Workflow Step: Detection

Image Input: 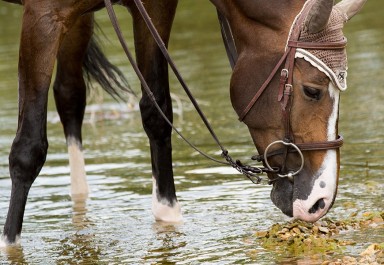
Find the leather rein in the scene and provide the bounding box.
[104,0,344,184]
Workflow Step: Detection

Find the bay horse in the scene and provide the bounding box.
[1,0,366,245]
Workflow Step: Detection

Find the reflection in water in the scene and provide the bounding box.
[56,194,100,264]
[71,194,90,230]
[1,245,27,265]
[143,222,187,264]
[57,233,101,265]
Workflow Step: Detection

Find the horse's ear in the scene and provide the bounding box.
[335,0,367,21]
[304,0,335,34]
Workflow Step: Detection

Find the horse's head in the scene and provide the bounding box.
[227,0,366,222]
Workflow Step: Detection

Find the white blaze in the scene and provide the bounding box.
[293,83,340,222]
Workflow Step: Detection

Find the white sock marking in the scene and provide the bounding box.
[67,138,88,196]
[0,235,20,247]
[152,177,182,223]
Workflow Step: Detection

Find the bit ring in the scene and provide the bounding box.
[264,140,304,179]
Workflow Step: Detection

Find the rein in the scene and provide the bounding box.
[103,0,277,184]
[103,0,344,184]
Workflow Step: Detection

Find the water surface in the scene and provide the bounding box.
[0,1,383,264]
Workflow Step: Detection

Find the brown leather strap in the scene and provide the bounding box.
[238,50,290,121]
[288,39,347,50]
[217,10,238,69]
[296,135,344,151]
[253,135,344,161]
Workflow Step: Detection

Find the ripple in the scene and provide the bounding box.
[0,0,383,264]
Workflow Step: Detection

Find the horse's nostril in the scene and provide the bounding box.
[308,198,326,214]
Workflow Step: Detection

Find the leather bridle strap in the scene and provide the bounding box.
[296,134,344,151]
[252,135,344,161]
[217,10,238,69]
[288,39,347,49]
[238,51,291,121]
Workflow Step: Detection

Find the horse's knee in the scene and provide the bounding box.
[9,137,48,185]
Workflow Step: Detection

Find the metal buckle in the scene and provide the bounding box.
[281,68,289,78]
[263,140,304,180]
[284,83,292,92]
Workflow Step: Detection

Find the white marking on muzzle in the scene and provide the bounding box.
[152,177,182,223]
[67,137,89,196]
[293,83,340,222]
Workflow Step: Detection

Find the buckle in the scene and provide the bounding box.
[281,69,289,78]
[284,84,293,94]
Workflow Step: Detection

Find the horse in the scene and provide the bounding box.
[0,0,366,245]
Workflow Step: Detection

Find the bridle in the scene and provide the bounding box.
[235,0,345,180]
[104,0,344,184]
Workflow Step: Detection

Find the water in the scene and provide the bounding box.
[0,1,383,264]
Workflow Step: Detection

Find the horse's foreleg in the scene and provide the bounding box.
[53,14,93,196]
[129,0,181,222]
[1,4,64,245]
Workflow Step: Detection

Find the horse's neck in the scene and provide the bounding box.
[235,0,305,27]
[221,0,305,56]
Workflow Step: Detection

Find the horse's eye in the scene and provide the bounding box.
[303,86,322,100]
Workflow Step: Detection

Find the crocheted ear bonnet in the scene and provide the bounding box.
[290,4,348,90]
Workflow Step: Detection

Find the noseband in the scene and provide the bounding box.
[238,1,345,180]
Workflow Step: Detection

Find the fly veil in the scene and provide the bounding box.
[292,1,349,91]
